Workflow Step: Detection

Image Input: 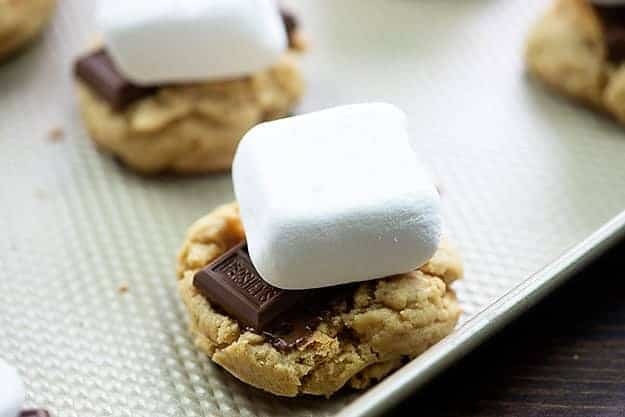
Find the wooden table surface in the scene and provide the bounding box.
[387,239,625,417]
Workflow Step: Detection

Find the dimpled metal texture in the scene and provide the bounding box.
[1,1,625,417]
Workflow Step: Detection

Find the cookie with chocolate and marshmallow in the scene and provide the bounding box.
[176,104,463,397]
[0,0,56,60]
[526,0,625,124]
[74,0,305,174]
[177,203,462,397]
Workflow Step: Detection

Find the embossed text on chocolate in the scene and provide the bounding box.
[193,241,307,329]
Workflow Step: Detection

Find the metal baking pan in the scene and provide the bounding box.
[1,1,624,417]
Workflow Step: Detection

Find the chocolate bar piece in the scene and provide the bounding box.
[20,410,50,417]
[280,9,298,47]
[74,50,157,110]
[594,5,625,62]
[193,241,308,330]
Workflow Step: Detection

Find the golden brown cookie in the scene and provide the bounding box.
[176,203,463,397]
[0,0,56,60]
[76,50,304,175]
[525,0,625,124]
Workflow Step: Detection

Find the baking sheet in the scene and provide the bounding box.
[1,1,625,417]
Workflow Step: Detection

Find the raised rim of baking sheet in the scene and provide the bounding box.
[338,210,625,417]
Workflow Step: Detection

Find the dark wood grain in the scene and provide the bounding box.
[388,239,625,417]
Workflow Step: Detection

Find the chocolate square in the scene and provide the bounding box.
[74,49,157,110]
[280,9,298,47]
[193,241,307,330]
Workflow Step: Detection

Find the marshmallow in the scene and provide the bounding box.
[233,103,442,290]
[0,359,25,417]
[97,0,288,85]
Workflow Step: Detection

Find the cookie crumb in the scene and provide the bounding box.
[117,283,129,294]
[48,127,64,142]
[34,189,48,200]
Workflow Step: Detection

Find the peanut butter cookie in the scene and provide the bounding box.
[76,50,304,174]
[176,203,463,397]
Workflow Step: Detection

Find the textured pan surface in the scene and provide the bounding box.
[1,1,624,416]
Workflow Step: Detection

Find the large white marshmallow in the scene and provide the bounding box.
[233,103,442,290]
[0,359,24,417]
[97,0,288,85]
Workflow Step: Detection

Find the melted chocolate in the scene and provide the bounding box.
[594,5,625,62]
[194,240,359,352]
[253,285,357,352]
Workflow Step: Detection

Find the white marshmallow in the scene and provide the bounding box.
[0,359,24,417]
[97,0,288,85]
[233,103,442,290]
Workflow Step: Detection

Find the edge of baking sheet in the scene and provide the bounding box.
[336,209,625,417]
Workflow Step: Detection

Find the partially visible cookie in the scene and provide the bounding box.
[0,0,56,60]
[525,0,625,124]
[176,203,463,397]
